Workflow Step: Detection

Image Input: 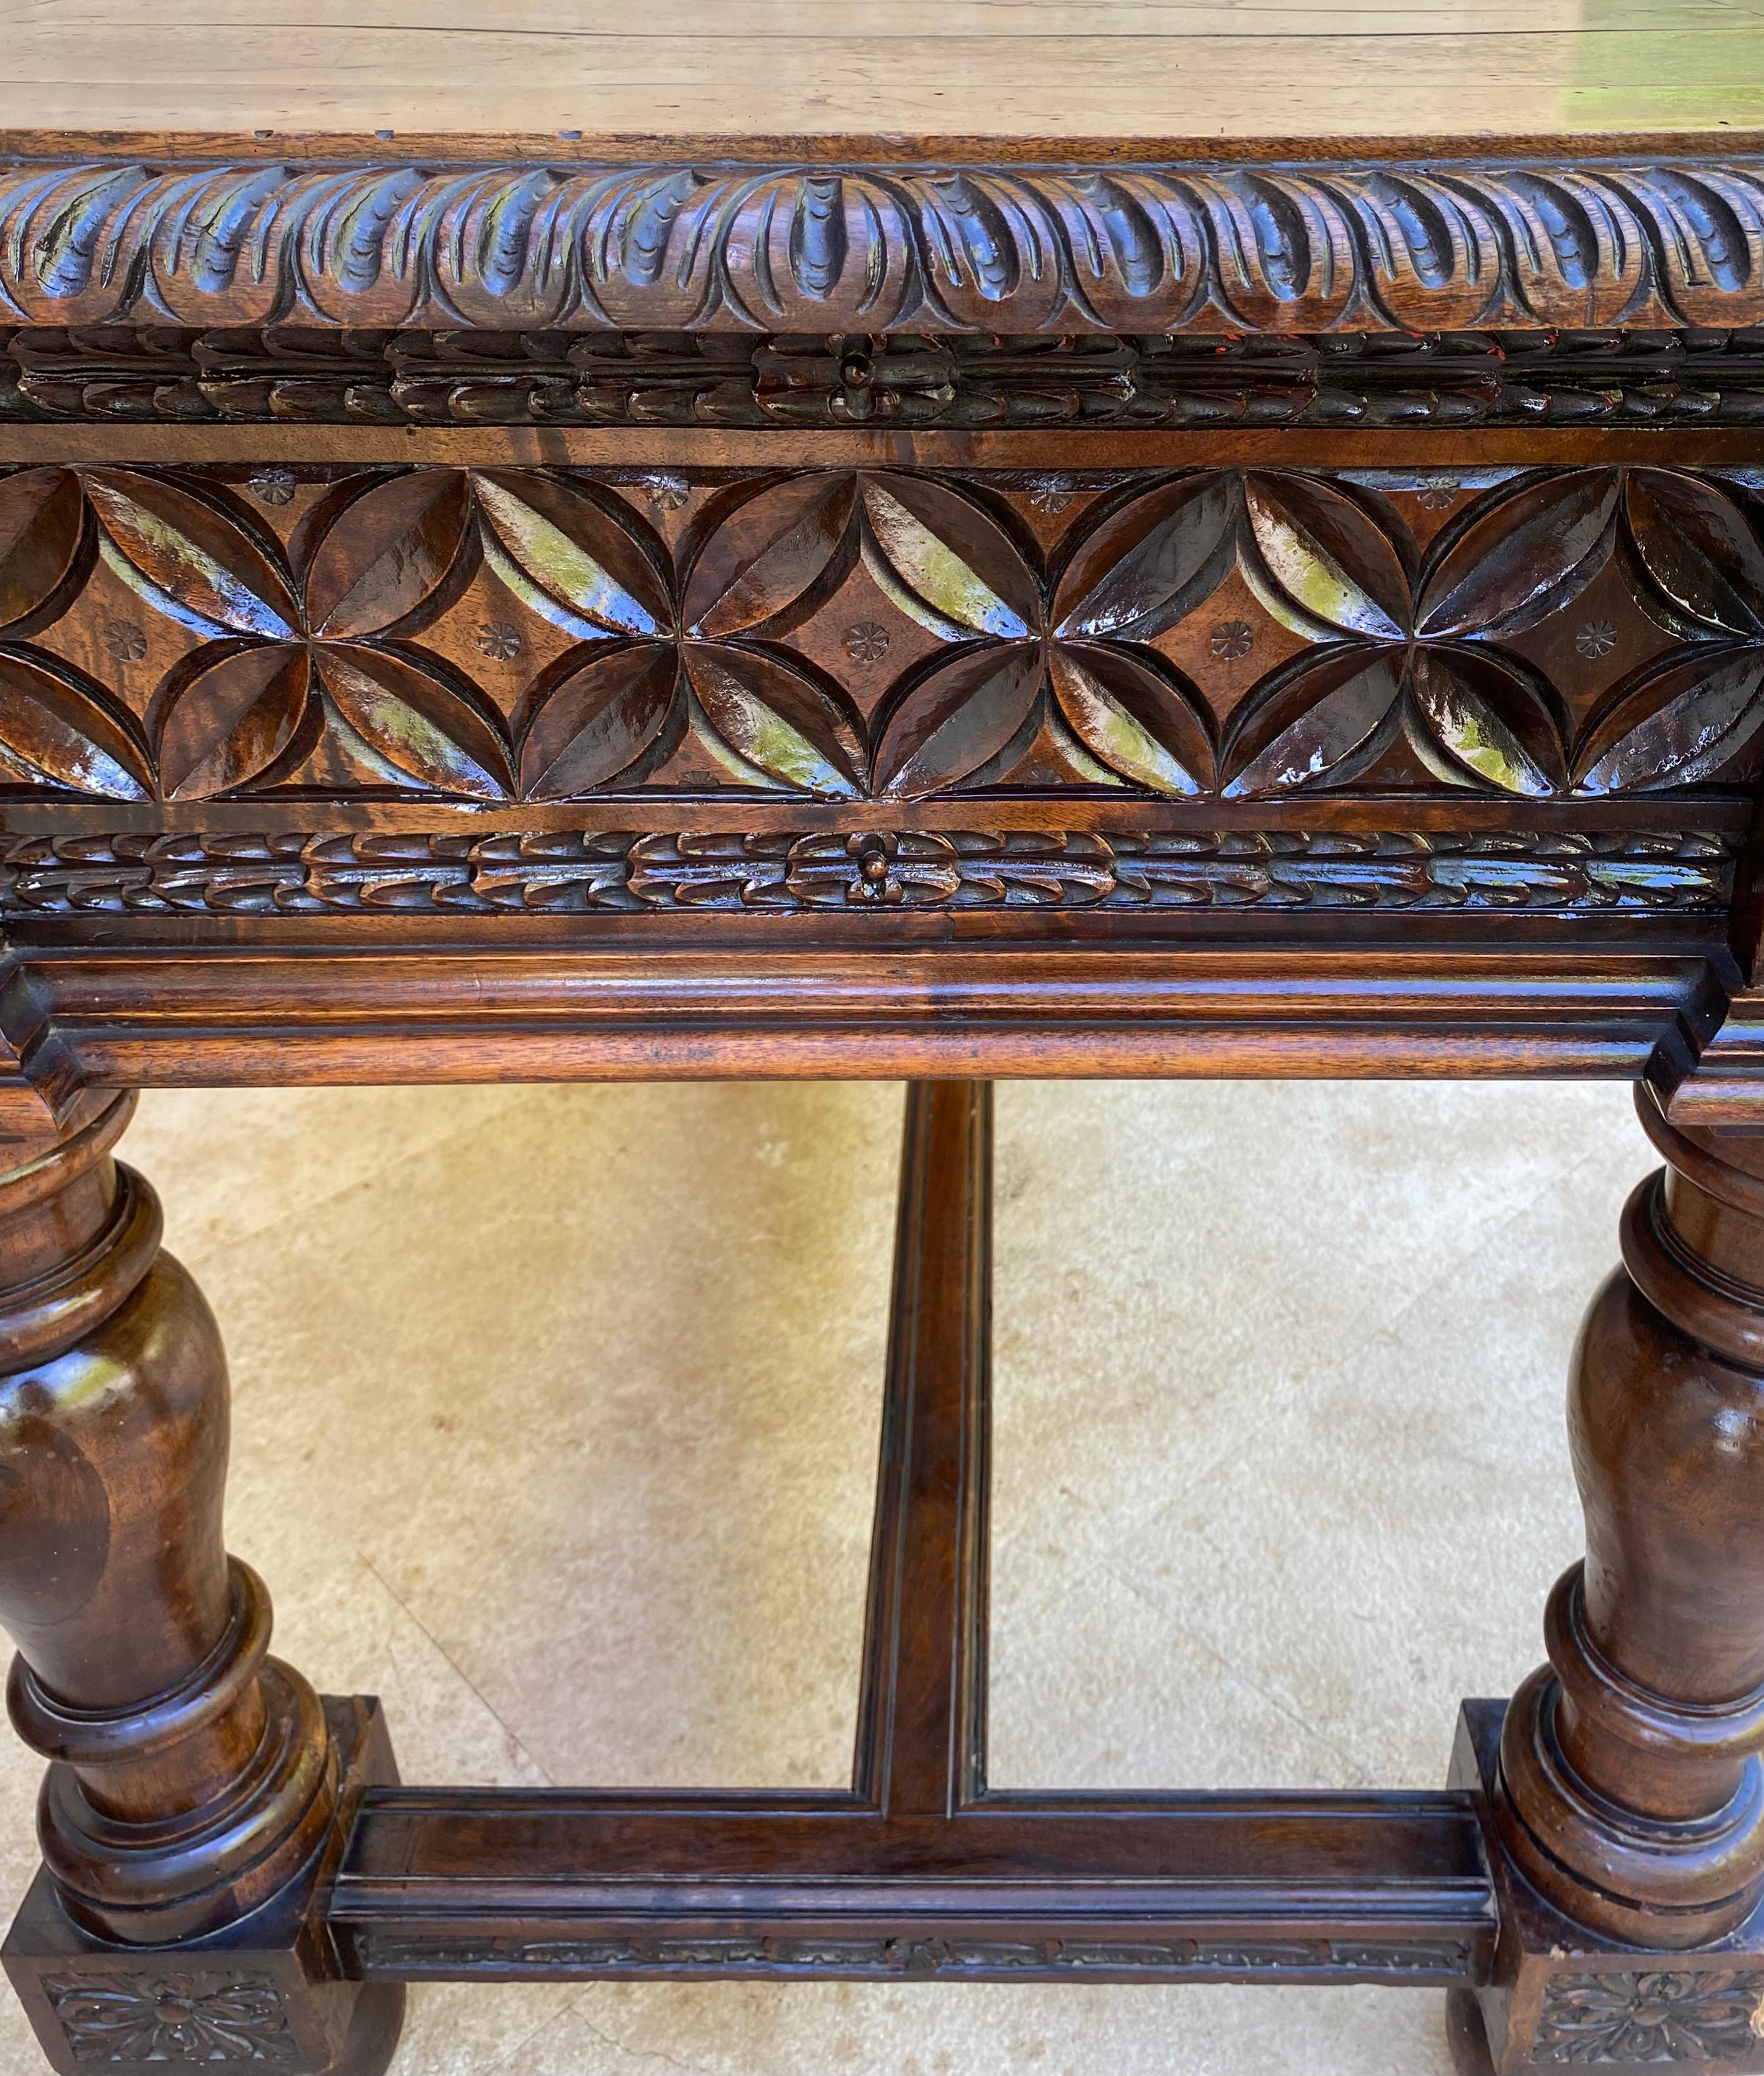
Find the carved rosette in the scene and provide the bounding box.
[1532,1970,1764,2066]
[44,1971,297,2064]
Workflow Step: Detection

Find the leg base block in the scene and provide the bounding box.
[1450,1699,1764,2074]
[1,1697,403,2076]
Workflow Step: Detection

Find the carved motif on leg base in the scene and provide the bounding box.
[1453,1703,1764,2075]
[1458,1079,1764,2067]
[4,1698,404,2076]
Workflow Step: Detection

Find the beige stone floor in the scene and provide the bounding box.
[0,1077,1655,2076]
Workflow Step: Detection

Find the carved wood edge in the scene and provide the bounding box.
[0,828,1737,920]
[0,959,81,1141]
[7,130,1761,172]
[0,940,1723,1095]
[2,157,1764,338]
[1661,991,1764,1124]
[5,460,1763,819]
[11,329,1764,431]
[342,1929,1479,1984]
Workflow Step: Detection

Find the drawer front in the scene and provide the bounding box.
[0,436,1754,935]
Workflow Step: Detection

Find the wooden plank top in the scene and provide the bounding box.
[0,0,1759,158]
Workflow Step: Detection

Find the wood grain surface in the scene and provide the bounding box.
[0,0,1757,152]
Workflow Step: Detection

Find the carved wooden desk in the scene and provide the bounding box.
[1,7,1763,2071]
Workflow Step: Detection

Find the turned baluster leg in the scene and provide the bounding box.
[0,1091,403,2076]
[1453,1083,1764,2073]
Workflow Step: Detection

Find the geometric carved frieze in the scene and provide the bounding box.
[1,159,1763,339]
[0,463,1762,820]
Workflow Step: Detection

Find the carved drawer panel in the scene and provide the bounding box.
[0,454,1755,926]
[0,458,1757,808]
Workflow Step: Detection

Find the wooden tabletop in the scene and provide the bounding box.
[0,5,1758,342]
[0,0,1758,158]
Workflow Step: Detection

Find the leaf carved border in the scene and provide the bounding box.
[349,1930,1474,1983]
[0,828,1734,918]
[10,330,1764,432]
[2,158,1764,336]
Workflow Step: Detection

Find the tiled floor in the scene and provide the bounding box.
[0,1079,1655,2075]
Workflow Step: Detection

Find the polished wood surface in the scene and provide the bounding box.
[1496,1087,1764,1950]
[0,1089,336,1944]
[7,1078,1764,2076]
[2,13,1763,2075]
[0,0,1758,150]
[0,1089,402,2073]
[0,434,1751,1108]
[0,455,1749,822]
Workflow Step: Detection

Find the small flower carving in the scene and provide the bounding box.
[1415,478,1459,512]
[779,830,963,908]
[846,833,899,903]
[476,620,523,662]
[842,620,891,664]
[1533,1969,1764,2065]
[23,455,1764,816]
[838,344,875,400]
[642,474,690,512]
[103,619,147,662]
[46,1970,299,2063]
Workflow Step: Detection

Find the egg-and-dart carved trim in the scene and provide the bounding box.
[2,159,1764,336]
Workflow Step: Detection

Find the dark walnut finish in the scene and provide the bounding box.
[0,1086,401,2073]
[3,456,1764,823]
[13,328,1764,434]
[1,29,1763,2071]
[4,156,1764,338]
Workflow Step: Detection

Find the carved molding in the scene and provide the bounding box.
[0,828,1733,917]
[1532,1970,1764,2066]
[1,159,1763,336]
[7,328,1764,430]
[2,462,1764,815]
[44,1971,297,2064]
[353,1929,1472,1980]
